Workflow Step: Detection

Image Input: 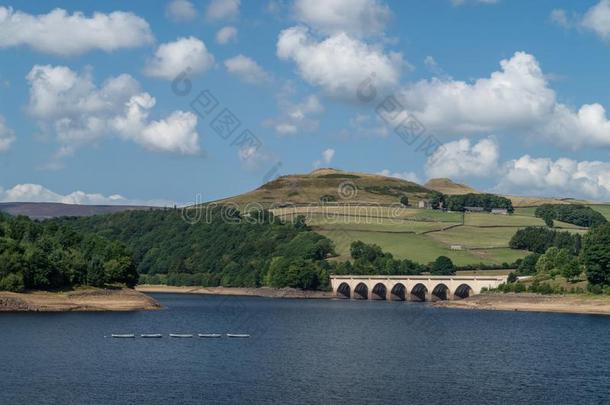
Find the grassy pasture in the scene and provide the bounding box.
[590,204,610,220]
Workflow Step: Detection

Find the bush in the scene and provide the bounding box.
[0,273,25,292]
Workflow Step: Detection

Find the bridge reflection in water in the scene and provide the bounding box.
[331,275,507,301]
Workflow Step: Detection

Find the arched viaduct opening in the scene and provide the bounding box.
[410,283,428,302]
[454,283,473,299]
[431,284,450,301]
[353,282,369,300]
[390,283,406,301]
[371,283,387,300]
[337,282,351,299]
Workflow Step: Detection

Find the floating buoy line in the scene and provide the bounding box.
[108,333,250,339]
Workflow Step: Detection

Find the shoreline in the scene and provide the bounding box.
[432,293,610,315]
[138,285,610,315]
[136,285,334,299]
[0,288,161,312]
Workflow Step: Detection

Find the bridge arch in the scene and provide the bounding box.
[336,282,351,299]
[371,283,387,300]
[454,283,473,299]
[353,282,369,300]
[431,283,450,301]
[410,283,428,302]
[390,283,406,301]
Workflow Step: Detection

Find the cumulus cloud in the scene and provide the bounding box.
[293,0,391,37]
[277,26,404,100]
[0,7,153,56]
[165,0,197,22]
[111,93,200,155]
[224,55,270,84]
[426,137,499,179]
[144,37,215,80]
[424,135,610,200]
[377,169,420,184]
[312,148,335,168]
[216,26,238,44]
[0,116,15,152]
[26,65,201,157]
[0,183,173,206]
[206,0,240,21]
[264,92,324,135]
[497,156,610,201]
[552,1,610,42]
[399,51,610,149]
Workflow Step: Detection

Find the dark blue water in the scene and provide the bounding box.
[1,294,609,404]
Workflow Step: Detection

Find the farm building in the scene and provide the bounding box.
[491,208,509,215]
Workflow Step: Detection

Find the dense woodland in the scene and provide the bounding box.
[534,204,607,227]
[0,213,137,292]
[430,192,514,213]
[509,227,582,254]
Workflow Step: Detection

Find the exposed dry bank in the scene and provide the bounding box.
[0,288,161,312]
[137,285,334,299]
[433,293,610,315]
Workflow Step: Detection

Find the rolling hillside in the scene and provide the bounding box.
[0,202,156,219]
[214,168,432,207]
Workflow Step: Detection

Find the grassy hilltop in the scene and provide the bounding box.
[215,168,597,267]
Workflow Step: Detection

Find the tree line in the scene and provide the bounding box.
[430,192,514,213]
[0,214,137,292]
[534,204,607,228]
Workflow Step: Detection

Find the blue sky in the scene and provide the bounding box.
[2,0,610,205]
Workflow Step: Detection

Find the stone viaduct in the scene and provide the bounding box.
[330,275,507,301]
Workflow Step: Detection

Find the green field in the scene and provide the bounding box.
[286,206,596,267]
[590,204,610,220]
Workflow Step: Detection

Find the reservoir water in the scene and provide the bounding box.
[1,293,609,404]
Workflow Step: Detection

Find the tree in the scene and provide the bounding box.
[430,256,455,275]
[581,223,610,287]
[543,213,554,228]
[399,195,409,207]
[560,257,581,283]
[87,257,106,287]
[507,272,517,283]
[516,253,539,275]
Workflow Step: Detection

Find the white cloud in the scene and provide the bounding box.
[277,26,405,100]
[497,156,610,201]
[0,116,15,152]
[377,169,420,184]
[550,9,570,28]
[166,0,197,22]
[425,137,500,179]
[552,1,610,42]
[26,65,201,157]
[111,94,200,155]
[224,55,270,84]
[313,148,336,168]
[399,51,610,149]
[0,7,153,56]
[216,26,238,44]
[582,0,610,41]
[144,37,215,80]
[206,0,240,21]
[0,183,174,206]
[293,0,391,37]
[264,92,324,135]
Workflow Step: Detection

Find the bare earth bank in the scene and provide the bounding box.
[433,293,610,315]
[0,288,161,312]
[137,285,334,299]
